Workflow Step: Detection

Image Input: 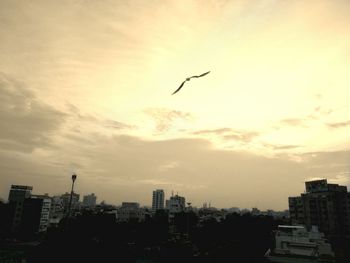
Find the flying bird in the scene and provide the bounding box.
[172,71,210,95]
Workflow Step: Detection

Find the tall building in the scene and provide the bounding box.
[21,195,52,234]
[83,193,97,207]
[61,192,80,214]
[152,189,165,211]
[289,179,350,236]
[166,194,186,214]
[8,185,32,202]
[49,196,64,226]
[7,185,33,231]
[7,186,52,235]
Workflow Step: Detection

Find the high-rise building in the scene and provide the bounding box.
[8,185,32,202]
[83,193,97,207]
[49,195,64,226]
[289,179,350,236]
[7,185,33,231]
[61,192,80,214]
[152,189,164,211]
[21,195,52,234]
[166,194,186,214]
[7,186,52,235]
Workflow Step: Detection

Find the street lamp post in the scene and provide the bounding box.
[67,174,77,218]
[186,202,192,237]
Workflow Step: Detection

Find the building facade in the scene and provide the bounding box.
[83,193,97,207]
[7,185,33,232]
[61,192,80,214]
[49,195,65,226]
[152,189,165,211]
[21,195,52,234]
[289,179,350,237]
[166,194,186,214]
[7,185,52,236]
[117,202,145,222]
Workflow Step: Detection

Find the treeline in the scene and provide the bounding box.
[25,211,284,263]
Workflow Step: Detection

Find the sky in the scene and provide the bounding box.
[1,0,350,210]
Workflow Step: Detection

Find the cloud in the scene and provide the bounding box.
[276,104,335,130]
[1,128,350,209]
[222,131,260,143]
[65,135,311,209]
[157,161,179,172]
[326,120,350,129]
[328,172,350,185]
[192,128,232,135]
[137,179,183,188]
[266,144,301,150]
[103,119,137,130]
[144,108,194,132]
[66,103,136,130]
[192,128,260,144]
[0,72,66,152]
[280,118,306,127]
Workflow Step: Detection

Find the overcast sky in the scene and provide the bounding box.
[1,0,350,210]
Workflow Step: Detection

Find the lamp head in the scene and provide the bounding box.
[72,174,77,182]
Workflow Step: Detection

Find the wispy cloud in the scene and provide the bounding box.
[137,179,183,188]
[222,131,260,143]
[103,119,136,130]
[326,120,350,129]
[265,144,301,150]
[277,104,334,129]
[192,128,232,135]
[66,103,136,130]
[157,161,179,172]
[193,128,260,144]
[328,172,350,185]
[279,118,307,127]
[0,72,66,152]
[144,108,194,132]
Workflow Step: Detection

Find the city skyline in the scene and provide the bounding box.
[4,184,291,214]
[1,0,350,210]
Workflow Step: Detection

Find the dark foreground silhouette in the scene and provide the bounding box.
[1,210,349,263]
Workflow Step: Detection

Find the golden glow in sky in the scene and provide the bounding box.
[1,0,350,209]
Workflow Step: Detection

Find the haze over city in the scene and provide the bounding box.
[1,0,350,210]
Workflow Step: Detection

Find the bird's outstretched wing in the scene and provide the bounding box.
[198,71,210,77]
[190,71,211,79]
[172,80,187,95]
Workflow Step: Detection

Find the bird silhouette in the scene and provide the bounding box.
[172,71,210,95]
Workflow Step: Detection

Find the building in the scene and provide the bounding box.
[8,185,33,202]
[117,202,145,222]
[49,195,64,226]
[0,201,13,237]
[121,202,140,209]
[61,192,80,214]
[83,193,97,207]
[152,189,165,212]
[21,195,52,234]
[7,185,52,236]
[7,185,33,232]
[265,225,335,262]
[166,194,186,214]
[289,179,350,237]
